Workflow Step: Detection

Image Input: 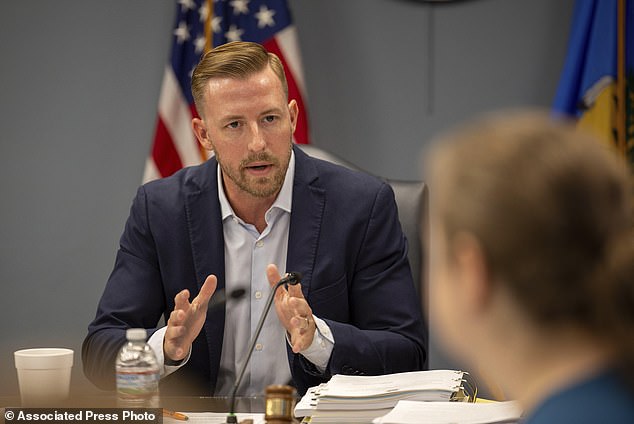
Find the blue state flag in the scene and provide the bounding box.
[553,0,634,164]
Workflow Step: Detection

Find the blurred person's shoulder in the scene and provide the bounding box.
[525,368,634,424]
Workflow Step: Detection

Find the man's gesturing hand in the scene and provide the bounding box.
[164,275,217,362]
[267,264,316,353]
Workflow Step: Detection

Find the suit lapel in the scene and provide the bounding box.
[184,158,226,290]
[184,158,225,390]
[286,147,325,301]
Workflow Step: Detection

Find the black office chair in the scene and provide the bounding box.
[297,144,429,362]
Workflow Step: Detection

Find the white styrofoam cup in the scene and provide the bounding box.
[14,348,74,407]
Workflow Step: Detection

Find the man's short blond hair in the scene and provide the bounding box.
[191,41,288,115]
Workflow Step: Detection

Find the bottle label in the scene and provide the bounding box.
[116,370,159,399]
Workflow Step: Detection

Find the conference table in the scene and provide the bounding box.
[0,395,266,408]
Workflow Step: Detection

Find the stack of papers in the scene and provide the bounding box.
[295,370,466,423]
[373,400,522,424]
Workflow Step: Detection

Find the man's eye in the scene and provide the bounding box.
[264,115,277,123]
[227,121,240,129]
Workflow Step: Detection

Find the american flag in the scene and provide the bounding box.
[143,0,310,183]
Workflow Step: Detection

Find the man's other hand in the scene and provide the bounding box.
[267,264,316,353]
[164,275,217,361]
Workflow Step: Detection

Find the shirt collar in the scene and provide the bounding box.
[218,150,295,221]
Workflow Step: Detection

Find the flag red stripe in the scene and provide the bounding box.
[263,38,310,144]
[152,117,184,177]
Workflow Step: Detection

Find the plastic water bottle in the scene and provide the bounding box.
[116,328,160,408]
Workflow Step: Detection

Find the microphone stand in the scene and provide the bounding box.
[226,272,302,424]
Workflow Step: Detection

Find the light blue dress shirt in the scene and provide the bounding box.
[149,151,334,395]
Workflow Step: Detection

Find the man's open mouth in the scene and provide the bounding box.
[245,162,273,172]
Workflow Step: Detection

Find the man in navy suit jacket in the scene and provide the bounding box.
[83,42,426,396]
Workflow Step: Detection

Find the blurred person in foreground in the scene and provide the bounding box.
[83,41,426,396]
[427,111,634,423]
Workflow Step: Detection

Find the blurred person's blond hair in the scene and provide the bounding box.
[429,110,634,378]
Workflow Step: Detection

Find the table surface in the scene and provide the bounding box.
[0,395,266,412]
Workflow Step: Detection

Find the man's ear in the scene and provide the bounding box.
[452,232,492,314]
[192,118,213,152]
[288,99,298,134]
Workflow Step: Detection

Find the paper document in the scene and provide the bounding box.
[163,412,265,424]
[320,370,464,398]
[372,400,522,424]
[301,408,392,423]
[295,369,468,422]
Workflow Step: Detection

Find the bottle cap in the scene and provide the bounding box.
[126,328,147,341]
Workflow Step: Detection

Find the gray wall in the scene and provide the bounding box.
[0,0,574,396]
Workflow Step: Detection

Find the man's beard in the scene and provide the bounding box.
[217,143,292,198]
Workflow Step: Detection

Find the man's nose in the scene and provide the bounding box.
[247,123,266,152]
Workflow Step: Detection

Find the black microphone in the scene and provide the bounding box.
[207,287,247,313]
[226,272,302,423]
